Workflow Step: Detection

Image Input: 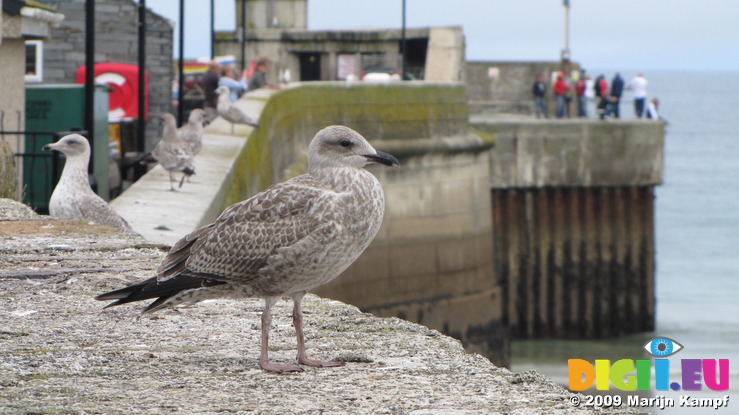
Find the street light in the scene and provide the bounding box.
[561,0,570,62]
[401,0,407,80]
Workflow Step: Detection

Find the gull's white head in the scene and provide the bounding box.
[43,134,91,159]
[307,125,399,173]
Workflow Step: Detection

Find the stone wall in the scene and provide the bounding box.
[483,119,664,188]
[225,82,471,205]
[41,0,173,149]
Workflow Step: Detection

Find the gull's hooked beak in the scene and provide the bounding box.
[42,143,57,151]
[363,151,400,167]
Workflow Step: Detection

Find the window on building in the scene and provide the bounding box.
[25,41,43,83]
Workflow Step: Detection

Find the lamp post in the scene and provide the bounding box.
[210,0,215,60]
[137,0,146,153]
[401,0,407,80]
[177,0,185,126]
[561,0,570,62]
[241,0,247,71]
[84,0,95,158]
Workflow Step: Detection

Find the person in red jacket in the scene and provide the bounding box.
[553,72,571,118]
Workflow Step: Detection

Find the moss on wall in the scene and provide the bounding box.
[0,142,17,200]
[226,82,469,204]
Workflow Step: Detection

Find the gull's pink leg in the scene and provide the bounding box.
[292,293,345,368]
[168,172,176,191]
[259,297,303,373]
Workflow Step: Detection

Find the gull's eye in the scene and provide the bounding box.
[340,139,352,148]
[643,338,683,357]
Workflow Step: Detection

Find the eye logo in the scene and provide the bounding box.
[644,337,683,357]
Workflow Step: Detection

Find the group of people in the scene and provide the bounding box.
[199,57,277,122]
[533,71,662,121]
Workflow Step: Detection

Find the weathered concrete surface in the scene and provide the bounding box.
[0,200,641,414]
[473,116,665,188]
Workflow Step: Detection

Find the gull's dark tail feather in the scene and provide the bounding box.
[178,166,195,188]
[137,152,157,165]
[95,276,226,313]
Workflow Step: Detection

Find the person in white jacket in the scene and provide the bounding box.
[628,73,648,118]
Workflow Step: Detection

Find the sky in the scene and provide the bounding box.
[150,0,739,72]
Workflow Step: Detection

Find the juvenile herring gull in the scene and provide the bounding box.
[43,134,132,232]
[179,108,205,156]
[96,125,399,372]
[216,85,258,134]
[151,113,195,190]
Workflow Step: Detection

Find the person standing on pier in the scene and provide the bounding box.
[532,74,549,118]
[609,72,625,118]
[553,72,571,119]
[575,74,588,117]
[628,72,649,118]
[248,58,280,91]
[202,60,221,122]
[218,64,249,102]
[595,75,610,120]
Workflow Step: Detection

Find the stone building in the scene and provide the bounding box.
[34,0,174,150]
[214,0,465,84]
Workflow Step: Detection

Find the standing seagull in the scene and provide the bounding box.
[43,134,132,232]
[151,113,195,190]
[215,85,258,134]
[178,108,205,157]
[96,126,399,372]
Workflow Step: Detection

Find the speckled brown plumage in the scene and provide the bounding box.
[152,113,195,190]
[215,86,257,134]
[96,125,399,372]
[178,108,205,156]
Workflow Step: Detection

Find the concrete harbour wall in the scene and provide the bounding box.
[475,118,664,339]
